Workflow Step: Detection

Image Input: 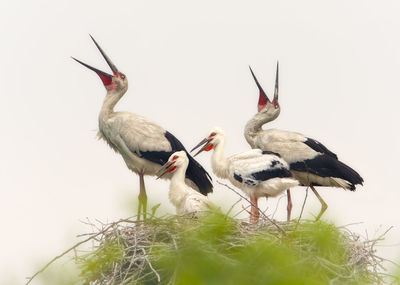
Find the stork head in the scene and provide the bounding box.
[72,35,128,94]
[249,63,280,119]
[191,127,225,157]
[156,151,189,178]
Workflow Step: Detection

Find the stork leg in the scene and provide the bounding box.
[310,185,327,221]
[286,189,293,222]
[137,172,148,220]
[249,196,260,224]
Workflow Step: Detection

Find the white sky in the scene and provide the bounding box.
[1,0,399,284]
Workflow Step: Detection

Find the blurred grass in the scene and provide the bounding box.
[74,210,389,284]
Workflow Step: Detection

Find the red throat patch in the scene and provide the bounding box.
[96,72,113,87]
[168,166,177,173]
[257,103,266,112]
[258,92,268,112]
[205,144,214,151]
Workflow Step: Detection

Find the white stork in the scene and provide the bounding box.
[191,127,299,224]
[245,64,363,221]
[72,36,213,219]
[156,151,214,216]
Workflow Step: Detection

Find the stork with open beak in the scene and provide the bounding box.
[72,36,213,219]
[192,127,299,224]
[244,63,363,221]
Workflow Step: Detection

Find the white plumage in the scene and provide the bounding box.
[73,36,213,219]
[157,151,213,215]
[245,65,363,220]
[192,127,299,223]
[98,112,174,175]
[248,128,324,171]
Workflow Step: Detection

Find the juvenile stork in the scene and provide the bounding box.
[157,151,214,216]
[191,127,299,223]
[72,36,212,219]
[245,64,363,221]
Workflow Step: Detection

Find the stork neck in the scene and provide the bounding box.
[99,90,124,120]
[244,112,272,146]
[211,139,229,179]
[170,163,188,185]
[169,163,190,207]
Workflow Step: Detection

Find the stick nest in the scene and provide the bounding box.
[72,213,394,285]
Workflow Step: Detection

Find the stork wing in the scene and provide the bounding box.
[255,129,337,163]
[303,137,337,159]
[104,113,172,164]
[230,154,291,187]
[105,112,213,194]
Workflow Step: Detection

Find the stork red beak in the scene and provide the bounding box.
[72,35,119,88]
[249,62,279,111]
[190,138,214,157]
[156,161,176,179]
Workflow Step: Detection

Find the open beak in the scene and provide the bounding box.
[273,62,279,104]
[249,66,271,108]
[72,35,119,87]
[156,161,176,179]
[89,35,119,75]
[190,137,214,157]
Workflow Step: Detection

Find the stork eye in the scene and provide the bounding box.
[172,155,179,161]
[209,132,216,137]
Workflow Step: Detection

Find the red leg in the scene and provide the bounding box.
[286,189,293,221]
[249,196,260,224]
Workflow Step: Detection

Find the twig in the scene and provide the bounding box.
[371,226,394,248]
[241,204,252,215]
[25,217,136,285]
[232,204,251,218]
[261,206,270,219]
[217,180,286,235]
[272,194,286,219]
[225,198,242,217]
[338,222,364,229]
[143,248,161,283]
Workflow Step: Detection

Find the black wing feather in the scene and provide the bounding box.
[234,161,292,186]
[138,150,171,166]
[140,131,213,195]
[290,154,363,190]
[252,167,292,182]
[304,138,338,159]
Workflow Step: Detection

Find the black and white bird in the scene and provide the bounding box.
[191,127,299,223]
[72,36,212,219]
[156,151,214,215]
[245,64,363,221]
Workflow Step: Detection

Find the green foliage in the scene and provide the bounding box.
[151,214,366,285]
[76,211,384,284]
[79,239,125,283]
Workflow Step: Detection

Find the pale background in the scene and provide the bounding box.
[1,0,399,284]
